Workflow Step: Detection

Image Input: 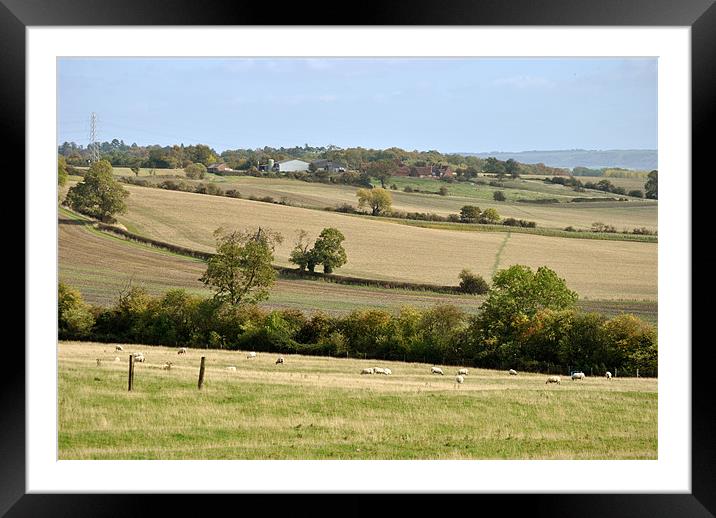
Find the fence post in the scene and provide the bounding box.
[636,368,639,378]
[127,354,134,392]
[198,356,206,390]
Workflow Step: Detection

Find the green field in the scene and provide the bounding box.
[58,341,658,460]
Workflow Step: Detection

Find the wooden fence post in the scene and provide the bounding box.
[128,354,134,392]
[198,356,206,390]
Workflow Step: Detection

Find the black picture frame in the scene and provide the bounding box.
[6,0,708,515]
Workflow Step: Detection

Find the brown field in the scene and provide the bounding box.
[114,185,657,300]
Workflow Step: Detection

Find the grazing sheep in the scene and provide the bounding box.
[246,352,257,359]
[132,352,145,363]
[115,345,124,352]
[383,368,392,375]
[226,366,236,371]
[361,368,375,375]
[177,347,187,355]
[96,358,102,366]
[457,368,468,376]
[545,375,561,385]
[161,362,173,370]
[571,371,586,380]
[456,375,465,384]
[606,371,612,379]
[431,367,444,375]
[114,357,120,362]
[509,369,518,376]
[374,368,387,375]
[275,356,285,365]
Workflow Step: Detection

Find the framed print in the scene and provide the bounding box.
[7,0,711,515]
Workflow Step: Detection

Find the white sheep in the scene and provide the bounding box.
[161,362,173,370]
[571,371,585,380]
[456,375,465,385]
[606,371,612,379]
[246,351,257,359]
[383,368,392,375]
[226,366,236,371]
[545,375,561,384]
[509,369,518,375]
[457,368,468,376]
[360,368,375,375]
[132,352,145,363]
[431,367,444,375]
[177,347,188,355]
[115,345,124,352]
[275,356,285,365]
[374,368,386,375]
[114,357,120,362]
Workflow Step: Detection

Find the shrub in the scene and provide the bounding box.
[403,186,414,193]
[58,282,95,338]
[195,183,224,196]
[225,189,242,198]
[493,191,506,201]
[335,203,356,213]
[458,269,489,295]
[438,186,449,196]
[628,189,644,198]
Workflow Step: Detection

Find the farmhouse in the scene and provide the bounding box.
[277,159,311,172]
[310,159,347,172]
[207,162,235,174]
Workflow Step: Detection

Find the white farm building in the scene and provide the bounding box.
[277,159,310,172]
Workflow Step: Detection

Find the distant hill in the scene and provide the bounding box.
[459,149,657,171]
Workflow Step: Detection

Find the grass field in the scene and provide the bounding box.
[126,174,657,232]
[111,185,658,300]
[58,341,658,460]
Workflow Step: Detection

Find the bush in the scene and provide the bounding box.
[458,269,489,295]
[628,189,644,198]
[335,203,357,213]
[493,191,506,201]
[195,183,224,196]
[438,186,449,196]
[58,282,95,338]
[225,189,242,198]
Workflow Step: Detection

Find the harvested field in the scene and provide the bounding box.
[115,185,658,300]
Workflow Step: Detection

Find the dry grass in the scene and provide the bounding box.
[115,185,657,300]
[58,341,658,460]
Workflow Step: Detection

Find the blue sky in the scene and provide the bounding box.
[58,57,657,153]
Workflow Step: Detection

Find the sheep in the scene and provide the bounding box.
[161,362,173,370]
[177,347,188,355]
[508,369,518,376]
[96,358,102,366]
[246,351,257,359]
[606,371,613,379]
[456,375,465,385]
[571,371,586,381]
[457,368,468,376]
[114,357,120,362]
[275,356,285,365]
[115,345,124,352]
[545,375,561,384]
[132,352,145,363]
[374,368,387,375]
[431,367,444,375]
[226,366,236,371]
[360,368,375,375]
[383,368,392,375]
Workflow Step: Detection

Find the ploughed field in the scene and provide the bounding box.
[58,341,658,460]
[113,185,658,300]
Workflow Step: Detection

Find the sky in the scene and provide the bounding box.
[57,57,657,154]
